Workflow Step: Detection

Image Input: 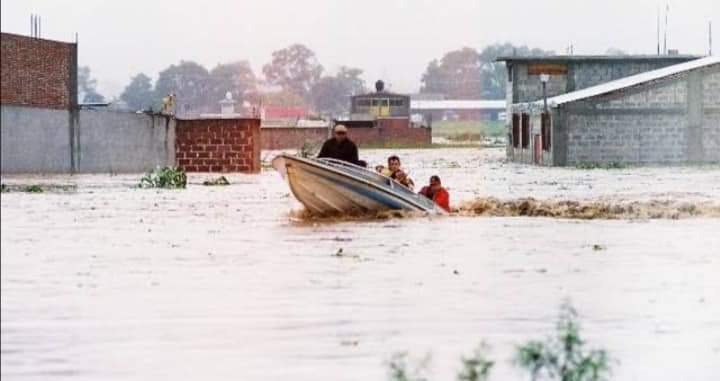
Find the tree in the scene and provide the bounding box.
[420,44,554,100]
[310,66,366,116]
[208,61,257,108]
[154,61,211,114]
[120,73,155,111]
[78,66,105,103]
[477,43,555,99]
[262,44,323,102]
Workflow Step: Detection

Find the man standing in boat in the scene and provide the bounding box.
[318,124,366,167]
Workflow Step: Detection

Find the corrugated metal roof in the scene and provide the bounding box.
[496,55,700,63]
[410,100,505,110]
[523,56,718,107]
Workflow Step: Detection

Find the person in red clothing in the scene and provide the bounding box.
[418,175,450,212]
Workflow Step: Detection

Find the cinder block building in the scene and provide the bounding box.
[497,55,719,165]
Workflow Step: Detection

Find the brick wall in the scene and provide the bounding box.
[260,119,431,150]
[0,33,76,109]
[261,127,328,150]
[175,118,260,173]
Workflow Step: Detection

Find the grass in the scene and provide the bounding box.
[139,166,187,189]
[432,120,506,141]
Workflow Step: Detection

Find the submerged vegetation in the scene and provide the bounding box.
[202,176,230,186]
[387,302,611,381]
[139,166,187,189]
[574,161,627,170]
[514,302,612,381]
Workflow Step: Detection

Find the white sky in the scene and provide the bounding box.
[1,0,717,97]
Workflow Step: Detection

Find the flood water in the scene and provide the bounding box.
[2,148,719,381]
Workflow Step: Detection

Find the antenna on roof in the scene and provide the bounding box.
[710,21,713,56]
[663,2,669,54]
[656,5,660,55]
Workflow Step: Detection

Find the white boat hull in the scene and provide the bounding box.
[272,155,445,215]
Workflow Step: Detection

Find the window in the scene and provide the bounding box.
[541,113,551,151]
[390,98,405,107]
[356,99,371,107]
[521,114,529,148]
[512,114,520,148]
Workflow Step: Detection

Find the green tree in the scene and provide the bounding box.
[420,47,482,99]
[154,61,211,114]
[78,66,105,103]
[477,43,555,99]
[262,44,323,102]
[310,66,366,116]
[120,73,155,111]
[208,60,256,108]
[420,44,554,100]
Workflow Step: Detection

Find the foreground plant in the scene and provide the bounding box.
[514,301,611,381]
[457,343,494,381]
[139,166,187,189]
[387,352,431,381]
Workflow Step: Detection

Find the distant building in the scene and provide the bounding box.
[501,56,719,166]
[410,99,506,122]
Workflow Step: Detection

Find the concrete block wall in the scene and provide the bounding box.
[511,59,697,104]
[0,33,76,109]
[1,105,72,172]
[565,113,688,164]
[77,110,175,173]
[1,106,175,173]
[175,118,261,173]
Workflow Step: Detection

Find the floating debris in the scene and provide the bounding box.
[202,176,230,186]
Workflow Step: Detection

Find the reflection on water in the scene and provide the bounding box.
[2,148,720,381]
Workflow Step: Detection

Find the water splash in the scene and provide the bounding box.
[456,197,720,220]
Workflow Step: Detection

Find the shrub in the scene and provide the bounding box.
[514,301,612,381]
[457,343,494,381]
[139,166,187,189]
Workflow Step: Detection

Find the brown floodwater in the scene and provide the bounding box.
[1,148,719,380]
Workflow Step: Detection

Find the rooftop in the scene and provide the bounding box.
[521,55,718,107]
[410,99,505,110]
[496,54,700,63]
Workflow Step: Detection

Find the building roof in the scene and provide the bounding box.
[496,54,700,63]
[525,56,718,107]
[410,99,505,111]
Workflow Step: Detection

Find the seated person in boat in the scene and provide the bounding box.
[317,124,365,167]
[381,155,415,190]
[419,175,450,212]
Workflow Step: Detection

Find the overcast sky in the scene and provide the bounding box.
[1,0,716,97]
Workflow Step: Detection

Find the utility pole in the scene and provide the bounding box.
[663,2,669,54]
[657,6,660,55]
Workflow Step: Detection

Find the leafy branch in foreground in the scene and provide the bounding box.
[514,301,612,381]
[457,342,494,381]
[139,166,187,189]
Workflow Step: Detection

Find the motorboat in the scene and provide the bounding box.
[272,154,447,215]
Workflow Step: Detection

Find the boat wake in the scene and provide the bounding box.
[456,197,720,220]
[287,197,720,222]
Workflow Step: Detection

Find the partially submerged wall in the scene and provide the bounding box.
[175,118,261,173]
[1,107,175,173]
[1,105,73,172]
[77,110,175,173]
[260,120,431,150]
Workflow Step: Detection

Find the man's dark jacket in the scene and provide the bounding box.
[317,138,359,165]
